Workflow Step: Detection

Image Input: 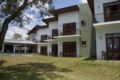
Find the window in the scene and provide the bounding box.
[63,22,76,35]
[106,33,120,53]
[81,20,86,27]
[52,29,58,38]
[82,41,87,47]
[41,35,48,42]
[110,5,118,11]
[104,1,120,21]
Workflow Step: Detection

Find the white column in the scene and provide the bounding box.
[24,44,27,54]
[76,40,80,57]
[47,42,52,56]
[37,44,40,54]
[76,22,80,35]
[13,44,16,54]
[58,41,63,57]
[2,44,4,53]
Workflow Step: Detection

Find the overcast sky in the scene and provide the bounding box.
[5,0,87,39]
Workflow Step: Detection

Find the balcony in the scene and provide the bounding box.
[61,29,76,35]
[54,29,81,39]
[44,35,57,42]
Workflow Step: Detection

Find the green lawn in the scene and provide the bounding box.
[0,55,120,80]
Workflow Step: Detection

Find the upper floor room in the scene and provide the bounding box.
[88,0,120,23]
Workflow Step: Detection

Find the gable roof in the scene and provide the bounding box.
[87,0,94,14]
[42,16,58,24]
[28,25,48,35]
[51,5,79,15]
[42,5,79,25]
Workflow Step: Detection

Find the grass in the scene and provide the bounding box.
[0,55,120,80]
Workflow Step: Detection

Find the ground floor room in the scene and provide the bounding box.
[0,43,37,54]
[38,37,81,57]
[38,41,79,57]
[95,21,120,60]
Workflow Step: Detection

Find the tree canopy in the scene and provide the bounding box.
[0,0,53,45]
[13,33,23,40]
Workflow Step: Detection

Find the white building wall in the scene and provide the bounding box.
[48,21,58,36]
[47,21,58,56]
[94,0,118,23]
[28,33,36,41]
[36,28,49,42]
[58,11,80,35]
[57,11,81,57]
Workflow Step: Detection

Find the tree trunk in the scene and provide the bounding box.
[0,19,9,47]
[0,0,28,48]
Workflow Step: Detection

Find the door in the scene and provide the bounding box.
[52,44,58,57]
[63,42,76,57]
[41,46,47,55]
[106,33,120,59]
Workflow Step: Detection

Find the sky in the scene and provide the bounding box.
[5,0,87,39]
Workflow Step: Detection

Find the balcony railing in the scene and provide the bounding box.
[104,10,120,22]
[60,29,80,36]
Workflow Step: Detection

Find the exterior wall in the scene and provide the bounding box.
[47,21,58,55]
[94,0,118,23]
[48,21,58,36]
[36,28,49,42]
[79,4,93,57]
[58,11,80,35]
[28,33,36,41]
[94,0,120,59]
[29,3,93,58]
[95,23,120,59]
[57,9,81,57]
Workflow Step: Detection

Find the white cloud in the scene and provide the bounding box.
[82,0,87,3]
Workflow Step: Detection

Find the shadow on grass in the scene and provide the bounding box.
[0,61,72,80]
[83,57,96,61]
[0,60,6,66]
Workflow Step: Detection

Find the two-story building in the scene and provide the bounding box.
[28,3,95,58]
[88,0,120,60]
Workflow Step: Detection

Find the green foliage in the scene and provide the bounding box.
[0,0,52,28]
[13,33,22,39]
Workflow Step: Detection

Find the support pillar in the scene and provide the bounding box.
[76,21,80,35]
[47,42,52,56]
[76,40,80,57]
[37,44,41,54]
[24,44,27,54]
[58,41,63,57]
[13,44,16,54]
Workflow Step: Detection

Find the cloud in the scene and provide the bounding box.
[5,0,88,39]
[5,27,28,39]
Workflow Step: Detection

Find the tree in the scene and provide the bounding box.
[13,33,22,40]
[0,0,52,45]
[0,19,2,31]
